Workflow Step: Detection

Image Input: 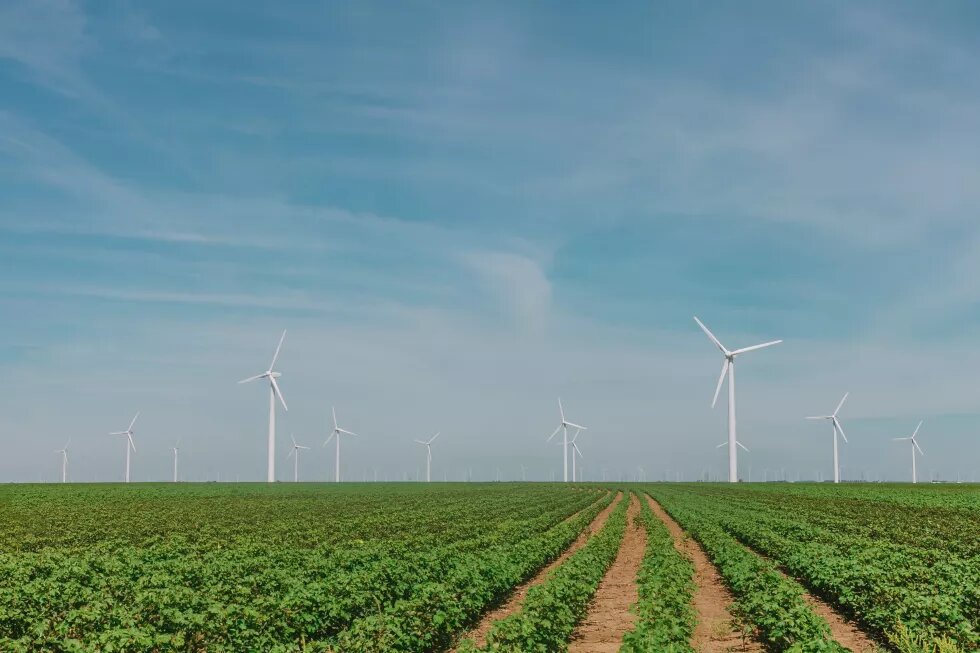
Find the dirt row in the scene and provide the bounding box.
[646,495,879,653]
[450,491,624,651]
[454,491,878,653]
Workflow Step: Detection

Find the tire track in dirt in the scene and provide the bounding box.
[567,492,646,653]
[450,491,624,652]
[646,496,763,653]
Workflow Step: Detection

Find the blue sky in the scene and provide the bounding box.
[2,0,980,482]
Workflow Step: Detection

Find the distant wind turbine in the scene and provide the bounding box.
[109,412,139,483]
[694,316,782,483]
[413,432,440,482]
[238,330,288,482]
[287,434,310,482]
[894,421,924,484]
[324,407,358,482]
[547,398,586,482]
[171,439,180,483]
[55,439,70,483]
[805,393,849,484]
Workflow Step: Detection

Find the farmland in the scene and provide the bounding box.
[0,483,977,652]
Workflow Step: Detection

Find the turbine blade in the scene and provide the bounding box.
[558,397,565,422]
[109,431,127,436]
[716,442,727,448]
[298,445,310,450]
[270,377,288,411]
[269,329,286,369]
[693,316,728,354]
[332,406,338,430]
[712,359,730,408]
[128,433,136,452]
[238,374,265,384]
[414,440,427,445]
[547,425,562,442]
[572,442,583,457]
[128,412,140,431]
[834,417,848,443]
[912,420,923,439]
[564,421,587,431]
[324,432,335,446]
[339,428,358,436]
[291,433,297,447]
[833,392,849,417]
[893,437,911,441]
[287,447,295,458]
[914,440,924,455]
[731,340,783,356]
[736,441,750,452]
[805,416,829,420]
[427,432,440,444]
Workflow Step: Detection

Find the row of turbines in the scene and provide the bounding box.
[52,317,931,485]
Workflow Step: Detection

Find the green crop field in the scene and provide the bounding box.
[0,483,976,652]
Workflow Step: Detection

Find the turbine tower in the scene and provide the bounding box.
[547,398,586,482]
[287,434,310,482]
[109,412,139,483]
[805,393,849,483]
[570,429,584,482]
[894,421,924,484]
[694,316,782,483]
[413,432,440,482]
[171,439,180,483]
[324,407,358,482]
[238,330,288,482]
[55,439,70,483]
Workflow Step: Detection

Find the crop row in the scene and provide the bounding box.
[677,488,977,651]
[619,494,696,653]
[330,490,618,652]
[458,491,630,652]
[647,488,848,653]
[0,485,607,652]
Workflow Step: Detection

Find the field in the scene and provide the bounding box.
[0,483,977,652]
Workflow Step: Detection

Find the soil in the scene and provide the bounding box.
[450,491,625,651]
[567,492,646,652]
[646,496,763,653]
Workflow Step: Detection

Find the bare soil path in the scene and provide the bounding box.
[567,492,646,653]
[450,491,624,652]
[646,496,763,653]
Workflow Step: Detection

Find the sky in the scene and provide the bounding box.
[3,0,980,483]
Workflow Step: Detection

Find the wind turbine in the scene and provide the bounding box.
[171,439,180,483]
[238,330,288,482]
[287,434,310,482]
[413,432,440,482]
[805,393,849,484]
[109,412,138,483]
[54,439,70,483]
[694,316,781,483]
[324,407,358,482]
[894,421,924,484]
[547,398,586,482]
[570,429,584,482]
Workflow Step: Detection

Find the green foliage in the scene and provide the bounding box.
[458,491,630,653]
[0,483,607,652]
[647,488,849,653]
[619,495,696,653]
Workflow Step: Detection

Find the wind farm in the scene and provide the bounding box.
[4,1,980,651]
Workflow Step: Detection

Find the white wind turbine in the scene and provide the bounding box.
[55,439,70,483]
[324,407,358,482]
[570,429,584,482]
[805,393,849,484]
[547,398,586,482]
[894,421,924,484]
[238,330,288,483]
[109,412,139,483]
[413,432,441,482]
[694,316,782,483]
[171,439,180,483]
[287,434,310,482]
